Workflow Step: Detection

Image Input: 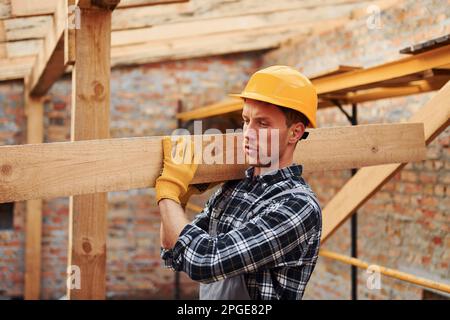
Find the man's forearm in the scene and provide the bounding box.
[159,199,190,249]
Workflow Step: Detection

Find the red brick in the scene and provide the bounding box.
[419,172,437,184]
[432,236,442,246]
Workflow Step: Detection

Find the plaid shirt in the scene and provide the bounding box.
[161,163,322,300]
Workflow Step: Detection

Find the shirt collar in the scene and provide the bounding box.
[244,163,303,185]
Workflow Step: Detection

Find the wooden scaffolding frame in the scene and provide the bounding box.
[0,1,448,300]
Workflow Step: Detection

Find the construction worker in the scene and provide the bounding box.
[156,66,322,300]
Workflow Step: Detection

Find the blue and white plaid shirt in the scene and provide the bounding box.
[161,163,322,300]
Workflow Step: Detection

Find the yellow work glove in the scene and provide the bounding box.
[155,136,199,204]
[179,181,223,208]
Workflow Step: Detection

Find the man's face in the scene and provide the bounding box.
[242,99,291,167]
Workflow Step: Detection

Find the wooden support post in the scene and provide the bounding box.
[67,3,116,300]
[24,92,44,300]
[321,81,450,242]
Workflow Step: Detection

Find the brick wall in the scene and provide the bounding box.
[263,0,450,299]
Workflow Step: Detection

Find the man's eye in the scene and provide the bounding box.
[259,122,268,127]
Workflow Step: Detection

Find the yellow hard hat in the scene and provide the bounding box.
[229,65,318,128]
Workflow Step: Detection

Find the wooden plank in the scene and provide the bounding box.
[27,35,66,96]
[23,93,44,300]
[320,250,450,294]
[0,16,52,42]
[313,45,450,94]
[2,0,184,20]
[2,17,341,68]
[10,0,58,17]
[176,99,243,122]
[67,5,113,300]
[318,77,450,108]
[0,19,5,42]
[25,0,67,96]
[0,56,35,81]
[111,5,359,47]
[3,39,42,58]
[4,0,363,18]
[111,0,365,30]
[111,25,299,66]
[0,0,363,41]
[0,123,426,204]
[309,65,362,80]
[321,81,450,243]
[0,1,11,19]
[110,19,348,66]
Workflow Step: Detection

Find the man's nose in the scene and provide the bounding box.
[243,123,257,142]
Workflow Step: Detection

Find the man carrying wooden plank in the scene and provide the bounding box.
[156,66,322,300]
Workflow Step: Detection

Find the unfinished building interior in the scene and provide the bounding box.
[0,0,449,300]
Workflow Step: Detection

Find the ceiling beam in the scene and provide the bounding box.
[111,0,365,30]
[4,0,362,18]
[0,0,367,42]
[111,5,359,47]
[109,21,330,66]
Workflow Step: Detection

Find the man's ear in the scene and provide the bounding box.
[288,122,306,145]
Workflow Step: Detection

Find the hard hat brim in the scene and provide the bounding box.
[228,93,316,128]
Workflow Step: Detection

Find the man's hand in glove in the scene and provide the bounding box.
[180,181,223,209]
[155,136,198,205]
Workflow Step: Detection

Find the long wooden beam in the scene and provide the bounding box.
[321,81,450,242]
[23,91,44,300]
[3,0,362,21]
[0,3,358,79]
[320,250,450,294]
[318,76,450,108]
[66,2,115,300]
[109,22,318,67]
[313,45,450,94]
[0,22,311,78]
[0,123,425,204]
